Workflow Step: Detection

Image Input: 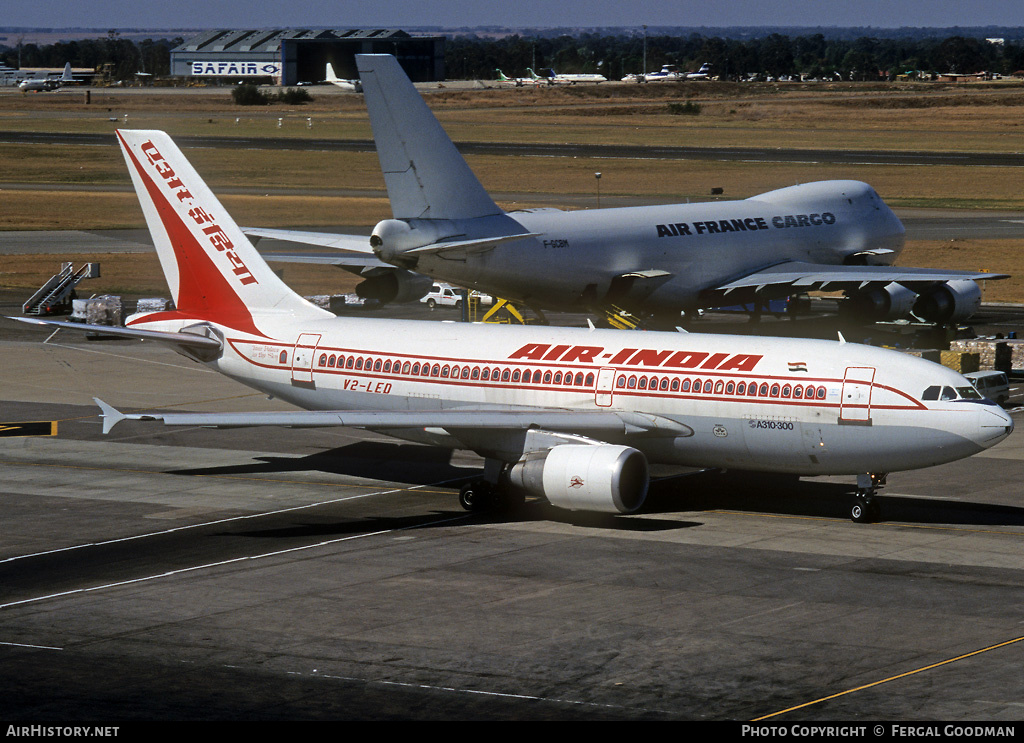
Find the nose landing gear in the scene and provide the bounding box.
[851,473,886,523]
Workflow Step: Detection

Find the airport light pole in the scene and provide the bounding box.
[595,172,602,208]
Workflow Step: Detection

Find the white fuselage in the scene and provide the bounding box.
[396,180,905,315]
[132,311,1012,476]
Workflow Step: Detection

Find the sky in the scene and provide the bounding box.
[7,0,1024,30]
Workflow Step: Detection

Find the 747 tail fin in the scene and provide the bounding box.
[356,54,501,221]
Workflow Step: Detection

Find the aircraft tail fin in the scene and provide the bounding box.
[356,54,501,221]
[61,63,73,82]
[325,62,340,82]
[115,129,330,332]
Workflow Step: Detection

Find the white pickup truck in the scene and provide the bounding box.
[420,283,494,310]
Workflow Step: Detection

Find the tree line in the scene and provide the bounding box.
[4,31,1024,83]
[1,33,181,80]
[445,32,1024,81]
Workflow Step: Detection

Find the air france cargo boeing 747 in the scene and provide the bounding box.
[16,130,1013,522]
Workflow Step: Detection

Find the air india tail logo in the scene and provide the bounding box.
[569,476,585,489]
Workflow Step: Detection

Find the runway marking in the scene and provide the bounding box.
[0,504,473,610]
[0,421,56,437]
[0,463,465,566]
[752,634,1024,720]
[0,641,63,651]
[316,673,675,716]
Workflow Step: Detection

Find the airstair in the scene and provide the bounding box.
[22,262,99,315]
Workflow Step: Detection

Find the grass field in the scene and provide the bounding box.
[1,80,1022,301]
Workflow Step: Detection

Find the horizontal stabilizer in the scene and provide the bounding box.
[9,317,223,350]
[259,252,391,269]
[243,227,373,252]
[404,232,540,256]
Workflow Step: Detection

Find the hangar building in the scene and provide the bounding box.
[170,29,445,85]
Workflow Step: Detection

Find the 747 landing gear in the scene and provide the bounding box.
[850,473,886,523]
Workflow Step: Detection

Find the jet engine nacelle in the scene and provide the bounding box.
[507,444,649,514]
[355,269,433,304]
[912,279,982,324]
[843,282,918,321]
[370,218,453,262]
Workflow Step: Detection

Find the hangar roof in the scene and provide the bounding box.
[176,28,412,54]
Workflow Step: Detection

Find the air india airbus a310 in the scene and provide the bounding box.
[15,130,1013,523]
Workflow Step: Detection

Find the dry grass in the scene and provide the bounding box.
[0,252,360,298]
[2,81,1023,301]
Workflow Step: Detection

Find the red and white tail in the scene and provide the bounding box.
[116,129,329,333]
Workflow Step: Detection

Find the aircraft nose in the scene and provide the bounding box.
[976,406,1014,448]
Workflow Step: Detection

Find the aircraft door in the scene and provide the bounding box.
[595,367,616,407]
[291,333,322,385]
[840,366,875,424]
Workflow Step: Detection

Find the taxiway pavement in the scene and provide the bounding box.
[1,317,1024,721]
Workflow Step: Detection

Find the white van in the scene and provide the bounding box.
[964,371,1010,405]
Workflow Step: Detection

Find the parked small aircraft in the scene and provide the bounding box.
[18,63,74,91]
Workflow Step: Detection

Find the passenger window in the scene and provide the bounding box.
[682,379,691,392]
[471,367,480,380]
[374,359,382,372]
[770,384,780,397]
[319,353,327,366]
[714,380,724,394]
[671,378,679,391]
[726,381,735,394]
[703,380,713,393]
[737,381,746,395]
[501,369,511,382]
[616,375,625,388]
[586,373,595,386]
[512,370,521,382]
[638,377,648,390]
[793,385,802,398]
[759,383,769,396]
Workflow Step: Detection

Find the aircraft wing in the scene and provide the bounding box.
[242,227,373,252]
[94,398,693,438]
[714,262,1008,293]
[8,315,220,350]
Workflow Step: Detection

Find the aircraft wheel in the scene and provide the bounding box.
[459,481,493,512]
[851,495,879,523]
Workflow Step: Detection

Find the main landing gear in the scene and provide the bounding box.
[851,473,886,523]
[459,459,524,513]
[458,479,525,513]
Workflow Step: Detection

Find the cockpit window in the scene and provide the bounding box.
[923,384,986,402]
